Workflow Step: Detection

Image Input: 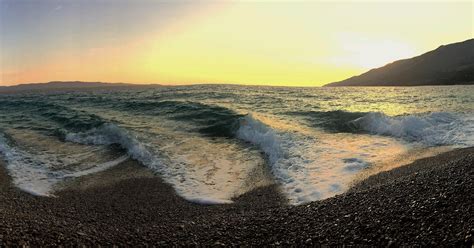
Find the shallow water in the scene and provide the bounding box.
[0,85,472,204]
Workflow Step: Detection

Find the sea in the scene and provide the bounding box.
[0,85,472,205]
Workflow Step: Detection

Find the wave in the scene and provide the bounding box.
[117,100,243,137]
[0,132,130,196]
[235,114,377,204]
[61,155,129,178]
[0,133,59,196]
[4,96,471,204]
[5,98,242,139]
[285,110,473,147]
[236,115,312,204]
[41,108,105,133]
[65,123,239,204]
[168,102,243,137]
[349,112,474,146]
[0,98,106,135]
[1,121,245,204]
[283,110,368,133]
[65,124,161,169]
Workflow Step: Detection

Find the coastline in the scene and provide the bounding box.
[0,148,472,246]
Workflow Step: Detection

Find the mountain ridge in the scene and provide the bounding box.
[325,39,474,87]
[0,81,156,92]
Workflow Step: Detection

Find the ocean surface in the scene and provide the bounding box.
[0,85,472,205]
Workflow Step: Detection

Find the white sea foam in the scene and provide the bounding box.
[236,114,333,204]
[4,111,468,205]
[185,197,234,205]
[0,131,129,196]
[61,155,129,178]
[65,123,261,204]
[350,112,474,147]
[236,114,409,205]
[65,124,159,169]
[0,133,60,196]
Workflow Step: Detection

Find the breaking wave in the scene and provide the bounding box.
[65,124,159,167]
[349,112,474,146]
[234,114,401,204]
[0,132,128,196]
[64,123,238,205]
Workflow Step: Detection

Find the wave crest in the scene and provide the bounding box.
[65,123,246,205]
[65,124,162,170]
[349,112,474,146]
[235,114,376,204]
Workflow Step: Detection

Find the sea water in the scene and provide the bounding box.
[0,85,472,204]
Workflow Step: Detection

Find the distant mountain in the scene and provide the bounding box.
[0,81,155,92]
[325,39,474,87]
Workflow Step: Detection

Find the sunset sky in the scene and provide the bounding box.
[1,0,472,86]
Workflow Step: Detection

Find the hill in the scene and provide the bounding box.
[0,81,154,92]
[325,39,474,87]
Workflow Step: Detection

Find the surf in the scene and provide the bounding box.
[0,85,472,205]
[349,112,474,146]
[235,114,409,204]
[0,131,128,196]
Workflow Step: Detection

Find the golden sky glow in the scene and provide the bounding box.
[1,1,472,86]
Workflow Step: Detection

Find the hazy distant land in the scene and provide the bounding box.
[0,81,155,92]
[325,39,474,87]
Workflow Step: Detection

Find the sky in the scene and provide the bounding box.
[0,0,472,86]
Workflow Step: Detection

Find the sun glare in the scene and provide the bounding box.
[329,33,418,69]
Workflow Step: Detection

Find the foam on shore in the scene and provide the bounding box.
[236,114,408,204]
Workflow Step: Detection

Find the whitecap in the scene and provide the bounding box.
[349,112,474,146]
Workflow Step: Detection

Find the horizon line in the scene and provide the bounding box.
[0,80,329,88]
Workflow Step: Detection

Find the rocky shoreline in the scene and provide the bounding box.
[1,148,473,246]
